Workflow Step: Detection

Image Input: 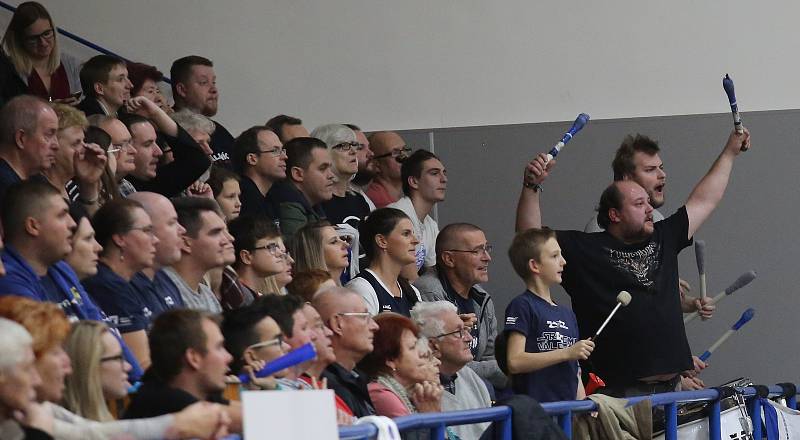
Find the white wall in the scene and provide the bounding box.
[5,1,800,134]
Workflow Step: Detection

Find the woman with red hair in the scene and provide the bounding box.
[357,313,442,417]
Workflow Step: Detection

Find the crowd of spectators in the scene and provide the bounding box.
[0,2,753,439]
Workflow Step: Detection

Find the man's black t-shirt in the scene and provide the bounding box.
[556,206,693,385]
[123,374,228,419]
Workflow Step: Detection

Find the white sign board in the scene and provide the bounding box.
[242,389,338,439]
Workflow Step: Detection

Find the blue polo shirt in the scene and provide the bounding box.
[84,263,151,333]
[0,247,144,381]
[131,270,184,318]
[504,290,580,403]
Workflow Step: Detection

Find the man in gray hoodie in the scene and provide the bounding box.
[414,223,508,390]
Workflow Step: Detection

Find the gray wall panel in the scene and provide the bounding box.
[398,109,800,387]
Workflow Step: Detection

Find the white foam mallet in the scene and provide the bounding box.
[694,240,707,302]
[698,308,755,362]
[591,291,632,341]
[684,270,756,324]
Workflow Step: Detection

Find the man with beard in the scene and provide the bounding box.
[515,128,750,397]
[345,124,377,211]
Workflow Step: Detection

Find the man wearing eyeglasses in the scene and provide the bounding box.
[366,131,410,208]
[415,223,508,390]
[233,126,286,224]
[314,287,380,417]
[412,301,492,440]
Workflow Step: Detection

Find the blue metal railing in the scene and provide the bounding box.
[338,384,798,440]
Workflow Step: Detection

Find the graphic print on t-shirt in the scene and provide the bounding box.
[537,321,577,352]
[606,241,661,287]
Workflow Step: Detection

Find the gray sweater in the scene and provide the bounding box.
[441,367,492,440]
[415,266,508,389]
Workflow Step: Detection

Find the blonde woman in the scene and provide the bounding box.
[63,321,131,422]
[1,2,82,102]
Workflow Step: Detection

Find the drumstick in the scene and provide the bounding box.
[684,270,756,324]
[695,240,707,301]
[722,74,748,151]
[698,308,755,362]
[591,291,631,341]
[545,113,590,163]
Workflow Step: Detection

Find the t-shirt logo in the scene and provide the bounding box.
[164,296,175,306]
[506,316,518,325]
[537,331,577,352]
[547,320,568,329]
[211,152,230,162]
[606,241,661,287]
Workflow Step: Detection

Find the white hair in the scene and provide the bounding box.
[411,301,458,338]
[311,124,356,150]
[171,108,216,135]
[0,318,33,371]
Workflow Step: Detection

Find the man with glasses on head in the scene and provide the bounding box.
[412,301,492,440]
[313,287,379,417]
[415,223,508,390]
[366,131,411,208]
[232,126,286,225]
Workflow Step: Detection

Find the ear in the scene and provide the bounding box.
[428,338,441,358]
[175,82,188,100]
[185,348,203,371]
[407,175,421,192]
[111,233,127,251]
[242,348,258,364]
[528,258,541,275]
[328,316,345,336]
[180,235,192,254]
[13,129,26,149]
[246,152,259,167]
[290,166,304,183]
[608,208,622,224]
[374,233,389,252]
[24,217,41,237]
[385,358,397,372]
[440,250,456,268]
[240,249,253,266]
[93,82,104,98]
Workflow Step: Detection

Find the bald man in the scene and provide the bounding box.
[128,192,187,315]
[0,95,59,202]
[314,287,379,417]
[365,131,409,208]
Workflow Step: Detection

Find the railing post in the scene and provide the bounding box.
[664,403,678,440]
[708,399,721,440]
[431,423,446,440]
[495,410,513,440]
[748,398,762,440]
[558,411,572,439]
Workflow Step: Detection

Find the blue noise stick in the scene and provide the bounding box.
[238,342,316,384]
[545,113,591,162]
[722,74,748,151]
[698,308,755,362]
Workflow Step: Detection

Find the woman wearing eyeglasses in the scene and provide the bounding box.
[83,199,160,370]
[0,297,231,439]
[1,2,83,103]
[63,320,132,421]
[291,221,351,286]
[312,124,371,225]
[347,208,422,317]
